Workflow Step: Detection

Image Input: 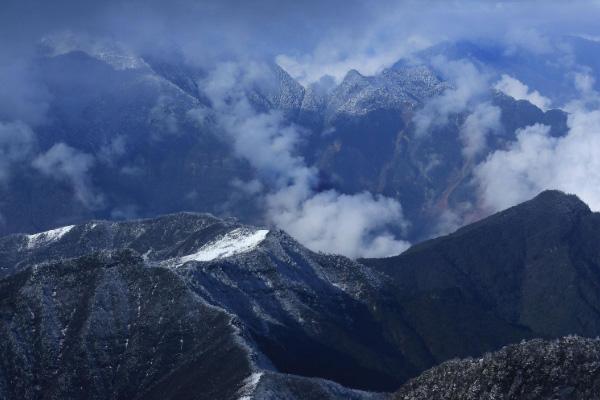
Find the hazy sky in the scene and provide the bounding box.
[4,1,600,75]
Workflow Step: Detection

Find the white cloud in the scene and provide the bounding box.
[475,111,600,212]
[460,102,502,158]
[574,71,597,94]
[494,74,552,111]
[475,70,600,213]
[413,57,491,137]
[32,143,104,209]
[474,124,556,212]
[563,71,600,112]
[267,190,410,259]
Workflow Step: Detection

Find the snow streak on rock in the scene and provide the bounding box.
[238,372,263,400]
[180,228,269,263]
[26,225,75,249]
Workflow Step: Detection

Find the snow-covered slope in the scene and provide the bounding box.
[178,228,269,264]
[25,225,75,249]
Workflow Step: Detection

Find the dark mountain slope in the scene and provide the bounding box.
[364,190,600,362]
[0,251,253,400]
[394,336,600,400]
[0,248,385,400]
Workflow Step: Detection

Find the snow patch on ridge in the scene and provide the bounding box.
[238,372,263,400]
[26,225,75,249]
[40,33,147,70]
[179,228,269,263]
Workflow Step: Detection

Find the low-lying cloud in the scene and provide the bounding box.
[475,112,600,212]
[0,121,36,184]
[460,102,502,159]
[474,70,600,212]
[269,190,409,258]
[413,57,491,137]
[32,143,104,209]
[494,74,552,111]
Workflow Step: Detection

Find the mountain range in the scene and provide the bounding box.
[3,190,600,399]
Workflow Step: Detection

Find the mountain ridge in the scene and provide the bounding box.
[5,190,600,399]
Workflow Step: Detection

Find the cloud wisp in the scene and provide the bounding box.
[494,74,552,111]
[475,114,600,213]
[412,57,503,161]
[32,143,104,209]
[413,57,492,137]
[0,121,36,184]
